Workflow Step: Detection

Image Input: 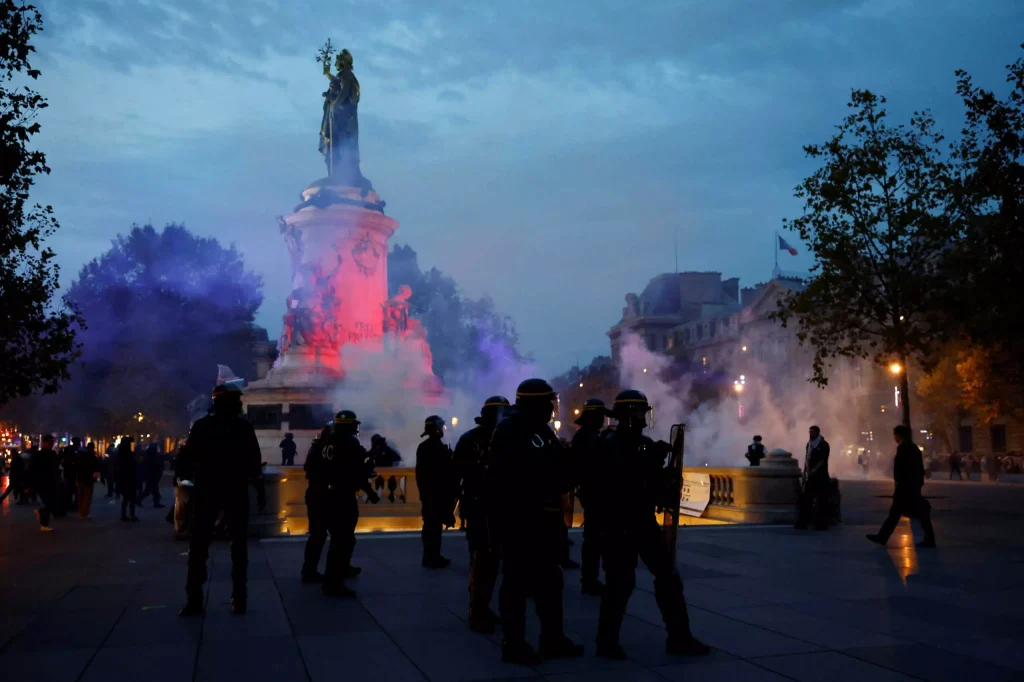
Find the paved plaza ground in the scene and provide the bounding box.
[1,477,1023,682]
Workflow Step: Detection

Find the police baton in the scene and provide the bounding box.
[662,424,686,564]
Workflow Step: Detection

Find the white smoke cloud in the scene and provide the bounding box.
[616,332,873,476]
[330,336,538,462]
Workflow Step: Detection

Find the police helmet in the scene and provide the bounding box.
[574,398,609,425]
[371,434,385,444]
[212,383,243,400]
[334,410,360,426]
[515,378,557,404]
[476,395,510,425]
[610,389,652,420]
[421,415,445,437]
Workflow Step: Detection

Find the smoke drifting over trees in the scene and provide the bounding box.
[387,244,528,384]
[25,224,263,434]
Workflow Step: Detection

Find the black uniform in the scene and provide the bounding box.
[746,441,766,466]
[572,424,604,589]
[314,429,377,591]
[370,437,402,502]
[416,437,455,566]
[454,424,499,622]
[593,429,695,652]
[280,437,297,466]
[874,441,936,544]
[184,412,264,606]
[490,406,574,653]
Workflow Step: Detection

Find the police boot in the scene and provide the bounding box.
[665,633,710,657]
[539,634,584,659]
[323,581,356,598]
[501,640,541,666]
[178,592,204,617]
[596,639,628,660]
[301,571,325,584]
[345,564,363,578]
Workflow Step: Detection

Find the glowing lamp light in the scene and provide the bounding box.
[742,345,748,352]
[889,362,902,375]
[553,420,562,431]
[643,368,648,373]
[579,382,583,388]
[451,417,459,427]
[733,383,743,393]
[574,409,580,415]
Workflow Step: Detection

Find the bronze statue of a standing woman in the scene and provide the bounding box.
[319,48,371,189]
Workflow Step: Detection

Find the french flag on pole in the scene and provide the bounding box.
[778,235,798,256]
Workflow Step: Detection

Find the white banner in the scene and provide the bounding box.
[679,472,711,518]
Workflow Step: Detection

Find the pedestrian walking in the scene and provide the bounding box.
[867,425,937,548]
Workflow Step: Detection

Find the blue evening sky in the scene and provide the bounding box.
[31,0,1024,374]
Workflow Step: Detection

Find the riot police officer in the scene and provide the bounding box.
[593,390,709,659]
[301,424,333,583]
[573,398,609,596]
[453,396,509,633]
[320,411,379,597]
[416,415,456,569]
[490,378,583,665]
[180,384,266,616]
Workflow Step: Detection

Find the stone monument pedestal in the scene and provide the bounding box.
[243,179,441,463]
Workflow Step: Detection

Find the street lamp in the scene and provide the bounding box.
[888,360,911,429]
[451,417,459,427]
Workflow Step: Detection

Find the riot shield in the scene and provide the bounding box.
[662,423,686,563]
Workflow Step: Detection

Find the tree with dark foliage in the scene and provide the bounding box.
[944,48,1024,411]
[58,224,262,434]
[771,90,961,430]
[388,244,527,382]
[0,1,81,405]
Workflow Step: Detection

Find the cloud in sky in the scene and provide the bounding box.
[29,0,1024,374]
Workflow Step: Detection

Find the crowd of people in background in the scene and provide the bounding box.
[0,436,170,529]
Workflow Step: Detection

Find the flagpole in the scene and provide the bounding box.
[774,231,779,279]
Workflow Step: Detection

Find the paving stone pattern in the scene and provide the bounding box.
[1,478,1023,681]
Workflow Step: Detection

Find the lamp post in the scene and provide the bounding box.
[889,360,911,430]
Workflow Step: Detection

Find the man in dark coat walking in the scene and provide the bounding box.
[868,424,937,548]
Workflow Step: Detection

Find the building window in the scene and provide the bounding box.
[703,323,710,339]
[683,328,691,344]
[991,425,1007,453]
[247,404,282,430]
[958,426,974,453]
[288,403,335,430]
[666,335,675,350]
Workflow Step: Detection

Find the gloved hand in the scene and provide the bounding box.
[366,489,381,504]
